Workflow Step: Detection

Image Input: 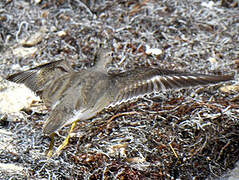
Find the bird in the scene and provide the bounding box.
[6,49,234,155]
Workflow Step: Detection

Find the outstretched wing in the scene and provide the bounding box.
[6,60,74,94]
[111,67,234,105]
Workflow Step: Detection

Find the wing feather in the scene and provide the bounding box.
[7,60,74,94]
[111,67,234,105]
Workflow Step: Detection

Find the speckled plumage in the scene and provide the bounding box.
[7,50,234,134]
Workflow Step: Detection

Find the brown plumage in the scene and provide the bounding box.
[6,50,234,134]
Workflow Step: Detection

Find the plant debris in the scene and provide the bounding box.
[0,0,238,179]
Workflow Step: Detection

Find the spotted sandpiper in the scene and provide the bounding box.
[7,49,234,154]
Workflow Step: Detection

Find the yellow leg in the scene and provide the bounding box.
[46,133,55,158]
[54,121,78,156]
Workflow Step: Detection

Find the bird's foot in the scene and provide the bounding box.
[46,133,55,158]
[53,121,77,156]
[46,121,77,157]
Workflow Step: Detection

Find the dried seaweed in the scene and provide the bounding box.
[0,0,238,179]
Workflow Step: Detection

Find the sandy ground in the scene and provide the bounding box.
[0,0,239,179]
